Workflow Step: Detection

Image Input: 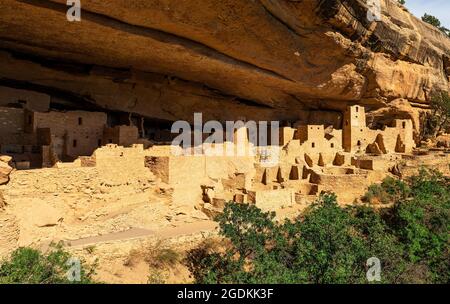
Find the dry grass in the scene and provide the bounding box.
[124,241,181,269]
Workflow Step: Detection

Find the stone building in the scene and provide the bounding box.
[0,105,141,168]
[343,105,367,152]
[103,125,139,147]
[26,110,107,160]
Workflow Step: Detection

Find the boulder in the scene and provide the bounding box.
[25,200,63,228]
[366,99,421,133]
[0,156,13,185]
[436,134,450,148]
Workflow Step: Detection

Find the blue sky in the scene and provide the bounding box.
[405,0,450,28]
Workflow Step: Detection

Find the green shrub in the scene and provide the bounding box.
[419,91,450,141]
[0,243,97,284]
[363,177,410,205]
[187,169,449,284]
[390,168,450,283]
[186,194,404,284]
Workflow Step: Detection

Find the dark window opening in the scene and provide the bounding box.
[78,117,83,125]
[402,122,406,129]
[312,142,315,148]
[356,106,359,112]
[108,139,113,143]
[331,143,334,148]
[73,140,77,148]
[98,139,102,147]
[357,140,361,146]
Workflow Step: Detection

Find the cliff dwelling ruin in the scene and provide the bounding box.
[0,85,446,211]
[0,0,449,284]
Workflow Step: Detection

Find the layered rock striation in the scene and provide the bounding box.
[0,0,449,125]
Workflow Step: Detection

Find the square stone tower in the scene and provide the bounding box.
[393,119,414,153]
[343,105,367,152]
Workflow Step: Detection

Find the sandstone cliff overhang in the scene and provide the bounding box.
[0,0,449,123]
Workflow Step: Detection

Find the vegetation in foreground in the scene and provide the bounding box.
[0,168,448,284]
[186,168,450,284]
[0,243,97,284]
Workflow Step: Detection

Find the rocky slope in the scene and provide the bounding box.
[0,0,449,125]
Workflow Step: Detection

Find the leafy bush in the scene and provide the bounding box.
[389,169,450,283]
[0,243,97,284]
[363,177,410,205]
[422,13,450,37]
[186,194,404,284]
[420,91,450,141]
[186,169,449,284]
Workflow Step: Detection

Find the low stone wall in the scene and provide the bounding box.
[252,189,295,211]
[309,170,370,203]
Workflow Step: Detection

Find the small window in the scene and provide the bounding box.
[73,139,77,148]
[98,139,102,147]
[357,140,361,146]
[312,142,315,148]
[78,117,83,125]
[331,143,334,148]
[402,122,406,129]
[356,106,359,112]
[108,139,113,143]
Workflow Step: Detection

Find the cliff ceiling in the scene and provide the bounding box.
[0,0,449,123]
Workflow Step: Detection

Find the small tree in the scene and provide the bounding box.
[185,194,405,284]
[186,169,449,284]
[430,92,450,136]
[390,168,450,283]
[0,243,97,284]
[420,91,450,141]
[422,13,450,37]
[422,14,441,28]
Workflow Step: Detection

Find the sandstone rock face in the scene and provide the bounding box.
[0,213,20,258]
[436,134,450,148]
[0,156,13,185]
[0,0,449,124]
